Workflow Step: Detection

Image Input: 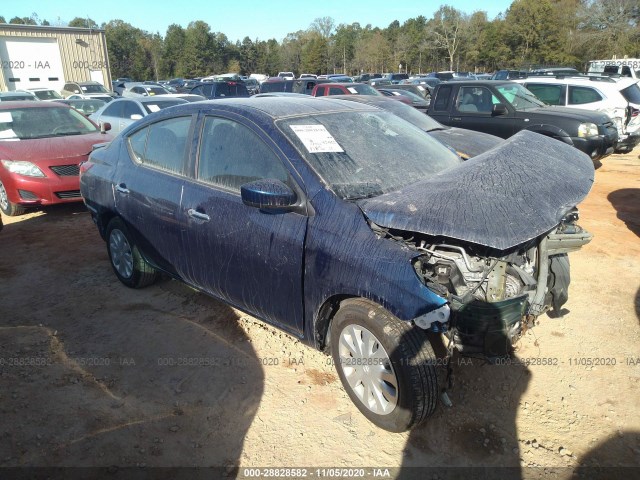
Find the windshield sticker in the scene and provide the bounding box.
[0,112,13,123]
[147,104,160,112]
[347,87,358,94]
[0,129,18,139]
[290,125,344,153]
[81,86,87,91]
[417,86,425,91]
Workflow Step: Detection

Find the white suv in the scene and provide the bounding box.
[515,76,640,153]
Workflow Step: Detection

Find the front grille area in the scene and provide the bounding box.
[50,164,80,176]
[54,190,81,199]
[18,189,38,200]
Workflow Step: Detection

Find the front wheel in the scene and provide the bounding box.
[0,181,25,216]
[106,217,158,288]
[330,298,438,432]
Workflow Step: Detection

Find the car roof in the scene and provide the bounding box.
[516,76,636,90]
[149,97,378,120]
[0,100,69,109]
[322,82,365,87]
[111,96,188,104]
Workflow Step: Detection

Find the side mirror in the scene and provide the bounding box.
[100,122,111,133]
[492,103,508,116]
[241,179,297,210]
[130,114,143,120]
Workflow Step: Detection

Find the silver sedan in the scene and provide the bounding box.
[89,97,188,134]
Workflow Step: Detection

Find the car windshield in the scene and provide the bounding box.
[141,100,185,114]
[145,87,168,95]
[0,95,36,101]
[81,84,108,93]
[496,84,545,110]
[0,106,98,140]
[277,111,461,200]
[33,90,63,100]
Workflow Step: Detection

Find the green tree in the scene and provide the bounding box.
[68,17,98,28]
[181,21,214,77]
[105,20,149,79]
[576,0,640,59]
[301,32,328,74]
[9,16,37,25]
[160,24,185,78]
[427,6,467,71]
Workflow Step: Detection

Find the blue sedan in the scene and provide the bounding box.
[80,97,593,431]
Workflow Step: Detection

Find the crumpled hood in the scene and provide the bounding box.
[430,127,503,158]
[357,130,594,250]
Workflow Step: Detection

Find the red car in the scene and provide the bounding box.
[0,101,112,216]
[311,82,414,106]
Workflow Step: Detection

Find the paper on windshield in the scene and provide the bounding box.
[290,125,344,153]
[147,104,160,112]
[0,129,18,139]
[347,87,358,94]
[0,112,13,123]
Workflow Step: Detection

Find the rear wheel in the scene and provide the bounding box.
[330,298,438,432]
[106,217,158,288]
[0,181,26,216]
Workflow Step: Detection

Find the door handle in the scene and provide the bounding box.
[115,183,130,194]
[452,117,461,121]
[188,208,210,221]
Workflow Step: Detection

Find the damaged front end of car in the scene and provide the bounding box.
[409,212,591,357]
[358,130,595,359]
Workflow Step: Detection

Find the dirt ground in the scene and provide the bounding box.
[0,147,639,479]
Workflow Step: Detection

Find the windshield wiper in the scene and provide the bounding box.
[54,131,82,136]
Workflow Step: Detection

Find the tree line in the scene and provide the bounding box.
[2,0,639,81]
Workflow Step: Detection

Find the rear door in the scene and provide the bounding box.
[113,115,195,274]
[180,114,307,335]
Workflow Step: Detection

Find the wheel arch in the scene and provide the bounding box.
[524,125,573,145]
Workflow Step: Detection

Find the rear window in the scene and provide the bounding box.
[620,83,640,104]
[568,86,602,105]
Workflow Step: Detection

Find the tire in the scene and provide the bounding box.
[106,217,158,288]
[0,181,26,216]
[330,298,438,432]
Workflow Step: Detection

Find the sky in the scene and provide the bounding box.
[2,0,515,43]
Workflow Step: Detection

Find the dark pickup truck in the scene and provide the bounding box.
[427,80,618,160]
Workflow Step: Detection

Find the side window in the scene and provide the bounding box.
[433,85,452,111]
[127,116,191,174]
[329,87,344,95]
[129,128,148,161]
[197,117,289,192]
[526,83,564,105]
[569,86,602,105]
[102,102,123,118]
[456,86,494,113]
[192,86,203,95]
[122,101,143,119]
[316,87,327,97]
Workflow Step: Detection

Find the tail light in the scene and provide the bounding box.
[79,161,94,176]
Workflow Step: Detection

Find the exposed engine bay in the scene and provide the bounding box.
[371,209,592,358]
